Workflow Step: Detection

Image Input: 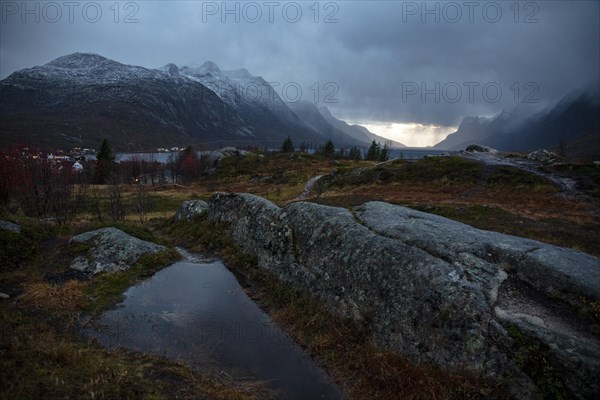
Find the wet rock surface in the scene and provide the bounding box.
[0,220,21,233]
[203,193,600,398]
[69,227,165,275]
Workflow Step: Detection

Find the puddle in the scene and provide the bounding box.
[84,248,345,400]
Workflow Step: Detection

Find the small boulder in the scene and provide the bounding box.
[208,147,250,162]
[465,144,497,153]
[527,149,561,163]
[174,200,209,221]
[0,220,21,234]
[69,227,165,275]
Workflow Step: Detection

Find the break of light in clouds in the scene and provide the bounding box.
[359,122,457,148]
[1,1,598,147]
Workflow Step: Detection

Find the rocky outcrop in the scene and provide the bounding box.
[527,149,562,164]
[174,200,208,221]
[203,193,600,398]
[465,144,498,153]
[0,220,21,233]
[69,228,165,275]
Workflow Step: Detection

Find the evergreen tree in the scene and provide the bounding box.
[97,139,115,163]
[366,140,381,161]
[94,139,116,184]
[321,140,335,159]
[379,144,390,162]
[349,146,362,160]
[281,136,294,153]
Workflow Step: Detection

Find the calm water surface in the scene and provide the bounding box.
[85,248,344,400]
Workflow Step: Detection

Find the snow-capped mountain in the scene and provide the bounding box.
[1,53,253,149]
[0,53,401,151]
[176,61,316,143]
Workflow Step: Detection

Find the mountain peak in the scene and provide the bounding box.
[199,61,221,74]
[160,63,179,75]
[46,53,109,69]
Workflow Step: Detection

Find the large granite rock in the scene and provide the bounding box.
[69,227,165,275]
[204,193,600,398]
[174,200,208,221]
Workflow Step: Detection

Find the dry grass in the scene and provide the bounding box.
[21,280,87,316]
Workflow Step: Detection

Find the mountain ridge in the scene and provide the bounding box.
[0,53,391,151]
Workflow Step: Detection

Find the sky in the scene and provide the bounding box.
[1,0,599,146]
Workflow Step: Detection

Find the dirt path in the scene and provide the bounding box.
[295,174,326,200]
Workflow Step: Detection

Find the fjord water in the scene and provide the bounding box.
[85,248,344,400]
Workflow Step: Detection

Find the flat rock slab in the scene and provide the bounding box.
[69,227,165,275]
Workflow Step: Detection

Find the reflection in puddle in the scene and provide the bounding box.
[85,251,345,400]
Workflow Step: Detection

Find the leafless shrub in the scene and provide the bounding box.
[135,183,152,224]
[107,168,126,222]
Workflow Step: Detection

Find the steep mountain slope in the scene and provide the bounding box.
[286,101,362,147]
[434,115,504,150]
[318,106,405,147]
[434,89,600,160]
[485,91,600,156]
[178,62,321,144]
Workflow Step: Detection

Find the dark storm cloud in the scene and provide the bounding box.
[1,0,598,128]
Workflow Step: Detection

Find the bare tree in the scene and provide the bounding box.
[90,185,104,222]
[135,183,152,224]
[107,167,126,222]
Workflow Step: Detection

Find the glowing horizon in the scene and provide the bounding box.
[353,122,457,148]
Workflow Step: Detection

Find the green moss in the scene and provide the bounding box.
[323,157,481,188]
[66,241,93,256]
[487,166,556,190]
[216,154,265,178]
[506,324,570,399]
[0,224,57,272]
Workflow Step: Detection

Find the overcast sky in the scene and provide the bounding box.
[1,0,598,146]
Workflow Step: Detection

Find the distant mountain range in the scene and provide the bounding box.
[434,88,600,161]
[0,53,403,151]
